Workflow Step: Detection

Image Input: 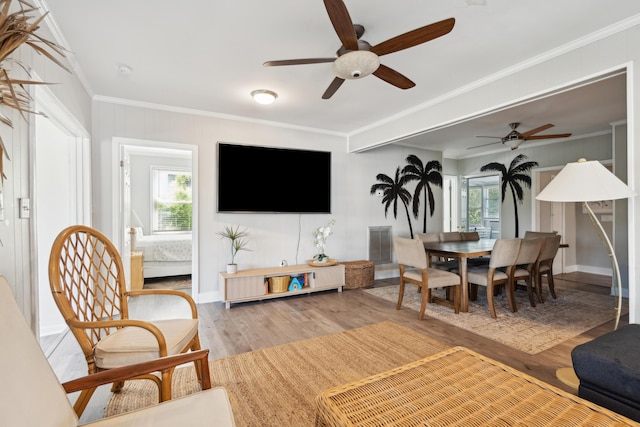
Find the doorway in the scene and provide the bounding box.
[115,139,199,300]
[33,86,91,338]
[461,175,501,238]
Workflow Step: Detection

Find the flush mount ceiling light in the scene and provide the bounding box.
[332,50,380,80]
[251,89,278,105]
[118,64,132,75]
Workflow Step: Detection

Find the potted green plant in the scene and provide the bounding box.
[217,225,251,273]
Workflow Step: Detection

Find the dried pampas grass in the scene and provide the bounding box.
[0,0,68,184]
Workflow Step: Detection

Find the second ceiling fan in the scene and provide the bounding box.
[470,122,572,150]
[263,0,455,99]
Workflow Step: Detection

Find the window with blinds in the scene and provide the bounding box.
[151,168,192,232]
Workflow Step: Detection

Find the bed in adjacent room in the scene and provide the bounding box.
[131,227,192,278]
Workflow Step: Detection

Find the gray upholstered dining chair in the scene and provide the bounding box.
[534,234,562,302]
[467,238,521,318]
[511,237,544,307]
[439,231,463,242]
[393,237,461,319]
[524,230,558,239]
[461,231,481,241]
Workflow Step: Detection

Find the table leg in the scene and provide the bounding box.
[459,257,469,312]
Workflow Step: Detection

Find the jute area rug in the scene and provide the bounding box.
[105,321,449,426]
[363,284,626,354]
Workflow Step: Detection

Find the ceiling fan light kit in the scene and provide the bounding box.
[251,89,278,105]
[332,50,380,79]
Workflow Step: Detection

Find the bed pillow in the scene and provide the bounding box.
[134,227,144,237]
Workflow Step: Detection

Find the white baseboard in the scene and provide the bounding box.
[374,263,399,280]
[564,264,612,276]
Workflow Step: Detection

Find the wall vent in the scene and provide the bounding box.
[368,226,392,264]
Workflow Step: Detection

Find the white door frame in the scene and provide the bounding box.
[112,138,199,301]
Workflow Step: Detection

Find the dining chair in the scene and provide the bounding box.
[439,231,463,242]
[467,238,521,318]
[48,225,203,417]
[393,237,461,319]
[0,275,236,427]
[414,232,440,243]
[414,232,457,271]
[511,237,544,307]
[461,231,480,241]
[534,234,562,302]
[524,230,558,238]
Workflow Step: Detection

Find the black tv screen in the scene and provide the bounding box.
[217,143,331,213]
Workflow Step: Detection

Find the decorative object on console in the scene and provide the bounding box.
[288,275,305,291]
[0,0,69,184]
[313,219,335,262]
[217,225,251,274]
[307,258,339,267]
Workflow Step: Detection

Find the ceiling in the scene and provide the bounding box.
[41,0,639,158]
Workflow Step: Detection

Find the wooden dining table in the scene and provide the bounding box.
[421,239,496,312]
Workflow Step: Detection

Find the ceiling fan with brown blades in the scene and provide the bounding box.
[263,0,455,99]
[469,122,572,150]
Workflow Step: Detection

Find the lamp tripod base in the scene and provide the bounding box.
[556,367,580,390]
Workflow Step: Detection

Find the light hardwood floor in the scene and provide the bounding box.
[44,272,626,424]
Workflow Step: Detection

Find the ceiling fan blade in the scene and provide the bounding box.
[520,123,554,138]
[467,140,501,150]
[324,0,359,51]
[263,58,336,67]
[322,77,345,99]
[525,133,572,140]
[370,18,455,56]
[373,64,415,89]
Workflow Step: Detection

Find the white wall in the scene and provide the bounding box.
[91,101,444,301]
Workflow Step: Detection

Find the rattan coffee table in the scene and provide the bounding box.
[315,346,638,426]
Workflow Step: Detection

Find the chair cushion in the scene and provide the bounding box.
[92,386,236,427]
[467,267,508,286]
[95,319,199,369]
[403,268,460,288]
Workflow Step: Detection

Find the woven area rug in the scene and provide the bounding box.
[104,321,448,426]
[363,285,626,354]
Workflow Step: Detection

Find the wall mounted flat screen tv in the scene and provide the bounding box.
[217,143,331,213]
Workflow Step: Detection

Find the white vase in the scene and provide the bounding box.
[227,264,238,274]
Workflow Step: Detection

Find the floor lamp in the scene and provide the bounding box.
[535,158,636,388]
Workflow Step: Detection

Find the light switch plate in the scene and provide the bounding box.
[19,198,30,219]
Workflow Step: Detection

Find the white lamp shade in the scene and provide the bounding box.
[536,158,636,202]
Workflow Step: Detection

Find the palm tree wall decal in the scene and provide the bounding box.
[402,155,442,233]
[370,167,415,238]
[480,154,539,238]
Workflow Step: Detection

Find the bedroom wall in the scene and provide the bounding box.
[129,152,192,235]
[92,101,445,302]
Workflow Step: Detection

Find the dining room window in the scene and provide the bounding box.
[464,175,500,237]
[151,167,192,232]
